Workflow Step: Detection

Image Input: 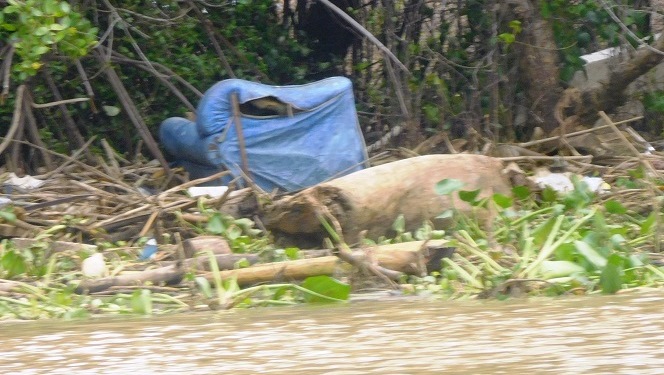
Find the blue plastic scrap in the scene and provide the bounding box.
[160,77,368,192]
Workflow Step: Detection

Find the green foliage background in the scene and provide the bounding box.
[0,0,659,163]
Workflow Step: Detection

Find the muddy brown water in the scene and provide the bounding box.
[2,290,664,374]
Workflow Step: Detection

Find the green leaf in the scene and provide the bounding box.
[435,178,464,196]
[3,5,19,14]
[610,234,626,247]
[391,214,405,233]
[34,26,49,36]
[59,16,71,28]
[574,240,607,269]
[206,213,226,235]
[1,250,26,278]
[131,289,153,315]
[532,216,557,247]
[512,185,531,200]
[508,20,522,34]
[541,187,558,202]
[539,260,585,279]
[0,210,17,222]
[553,242,576,262]
[30,8,44,17]
[43,0,58,14]
[492,193,513,209]
[604,199,627,214]
[60,2,71,14]
[284,247,300,260]
[195,276,213,298]
[102,105,120,117]
[423,103,440,123]
[1,23,17,31]
[32,45,49,55]
[627,254,645,268]
[600,254,623,294]
[640,212,656,235]
[53,30,66,42]
[458,189,480,203]
[498,33,515,45]
[225,225,242,240]
[436,209,454,220]
[301,275,350,303]
[234,257,250,268]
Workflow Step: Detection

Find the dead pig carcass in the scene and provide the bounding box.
[263,154,512,245]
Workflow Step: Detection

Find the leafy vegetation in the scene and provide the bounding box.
[3,167,664,321]
[1,0,660,164]
[0,0,98,79]
[1,1,663,321]
[405,176,664,299]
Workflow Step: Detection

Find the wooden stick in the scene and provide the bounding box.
[30,97,90,108]
[498,155,593,162]
[22,89,55,170]
[101,138,122,177]
[75,59,97,113]
[598,111,661,179]
[138,210,160,238]
[518,116,643,148]
[94,49,170,173]
[315,0,409,73]
[0,85,25,156]
[41,68,93,158]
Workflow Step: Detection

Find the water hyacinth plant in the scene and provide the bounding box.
[427,177,663,298]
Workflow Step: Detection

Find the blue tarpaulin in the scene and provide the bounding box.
[160,77,368,192]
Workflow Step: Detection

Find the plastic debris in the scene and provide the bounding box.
[531,173,574,193]
[0,197,11,208]
[187,186,229,198]
[138,238,159,260]
[529,170,609,194]
[5,173,45,190]
[82,253,107,278]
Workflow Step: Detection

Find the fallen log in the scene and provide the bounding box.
[75,264,185,294]
[74,240,450,293]
[263,154,511,245]
[160,253,260,271]
[202,240,451,286]
[11,238,98,254]
[76,253,260,294]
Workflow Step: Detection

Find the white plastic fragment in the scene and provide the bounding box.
[82,253,107,278]
[5,173,45,190]
[529,170,609,194]
[0,197,11,207]
[531,173,574,193]
[187,186,229,198]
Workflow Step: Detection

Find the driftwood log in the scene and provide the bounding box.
[69,240,449,293]
[263,154,512,245]
[74,253,260,294]
[200,240,451,287]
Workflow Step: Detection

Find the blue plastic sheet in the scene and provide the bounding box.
[160,77,368,192]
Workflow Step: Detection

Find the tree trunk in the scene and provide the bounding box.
[513,0,664,134]
[558,35,664,128]
[513,0,563,133]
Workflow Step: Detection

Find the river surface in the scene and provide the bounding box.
[2,290,664,374]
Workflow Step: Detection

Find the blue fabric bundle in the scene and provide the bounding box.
[160,77,368,192]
